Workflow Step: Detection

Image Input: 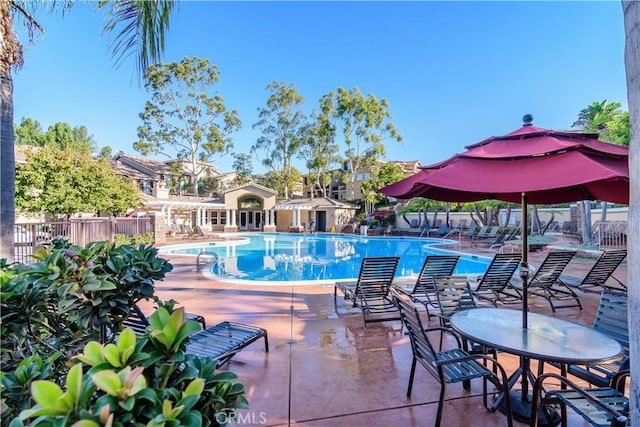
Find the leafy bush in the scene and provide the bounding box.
[114,233,154,247]
[1,241,247,426]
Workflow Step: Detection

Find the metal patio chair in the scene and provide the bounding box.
[395,294,514,427]
[531,371,630,427]
[565,289,629,388]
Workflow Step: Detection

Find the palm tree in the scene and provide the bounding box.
[0,0,176,261]
[621,2,638,424]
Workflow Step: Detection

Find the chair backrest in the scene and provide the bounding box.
[395,295,439,373]
[530,251,576,286]
[485,226,499,238]
[580,250,627,288]
[464,226,476,237]
[592,290,629,353]
[414,255,460,293]
[354,256,400,299]
[476,253,522,292]
[475,226,488,237]
[434,276,476,319]
[561,221,571,232]
[434,219,442,228]
[458,219,467,230]
[194,225,206,237]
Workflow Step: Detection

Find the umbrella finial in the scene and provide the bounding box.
[522,114,534,126]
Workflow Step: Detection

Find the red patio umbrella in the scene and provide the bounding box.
[380,115,629,328]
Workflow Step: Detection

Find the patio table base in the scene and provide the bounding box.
[497,390,561,427]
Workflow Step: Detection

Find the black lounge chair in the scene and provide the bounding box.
[395,294,514,427]
[531,371,630,427]
[469,253,523,306]
[334,256,401,327]
[560,249,627,294]
[123,305,268,367]
[392,254,460,315]
[525,251,582,312]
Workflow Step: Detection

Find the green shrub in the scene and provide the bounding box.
[1,241,247,426]
[114,233,154,247]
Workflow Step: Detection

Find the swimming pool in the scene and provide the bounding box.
[159,233,492,285]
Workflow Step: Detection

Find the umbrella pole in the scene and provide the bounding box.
[521,192,529,329]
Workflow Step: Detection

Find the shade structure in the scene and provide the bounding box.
[379,118,629,328]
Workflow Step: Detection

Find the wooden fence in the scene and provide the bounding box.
[14,218,152,264]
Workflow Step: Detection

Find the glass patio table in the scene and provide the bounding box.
[449,307,623,426]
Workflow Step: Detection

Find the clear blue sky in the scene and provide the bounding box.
[13,1,628,174]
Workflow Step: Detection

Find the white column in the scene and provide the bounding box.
[270,209,275,226]
[232,209,237,226]
[226,209,230,226]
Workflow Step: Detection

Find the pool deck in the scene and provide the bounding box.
[150,232,627,426]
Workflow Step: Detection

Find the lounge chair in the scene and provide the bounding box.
[531,371,630,427]
[488,228,520,253]
[122,305,268,368]
[392,255,460,315]
[394,294,514,427]
[525,251,582,312]
[457,219,468,230]
[469,225,489,245]
[334,256,401,327]
[181,224,194,239]
[469,253,523,306]
[561,220,572,234]
[193,225,208,239]
[559,249,627,294]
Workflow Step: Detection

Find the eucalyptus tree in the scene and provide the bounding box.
[233,152,253,185]
[323,87,402,201]
[622,2,639,422]
[1,0,176,261]
[15,119,96,153]
[252,81,307,199]
[135,56,241,197]
[299,97,339,198]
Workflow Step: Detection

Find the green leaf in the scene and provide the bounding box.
[71,420,101,427]
[31,380,64,407]
[92,371,122,396]
[102,344,122,367]
[65,363,83,402]
[183,378,204,397]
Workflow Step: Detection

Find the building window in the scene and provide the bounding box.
[220,211,227,225]
[240,197,262,209]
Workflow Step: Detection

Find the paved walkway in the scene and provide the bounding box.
[149,233,627,426]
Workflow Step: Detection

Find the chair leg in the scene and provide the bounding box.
[407,357,417,397]
[436,383,446,427]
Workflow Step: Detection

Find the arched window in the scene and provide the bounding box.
[240,197,262,209]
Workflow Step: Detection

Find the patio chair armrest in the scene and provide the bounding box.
[423,326,463,347]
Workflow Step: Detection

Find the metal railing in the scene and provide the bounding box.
[595,221,627,249]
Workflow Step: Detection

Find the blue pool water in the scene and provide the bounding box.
[159,233,491,284]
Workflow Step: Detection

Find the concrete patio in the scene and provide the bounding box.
[148,234,627,426]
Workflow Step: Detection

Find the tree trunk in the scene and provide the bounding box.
[580,201,593,245]
[0,1,16,262]
[622,1,639,423]
[600,200,608,223]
